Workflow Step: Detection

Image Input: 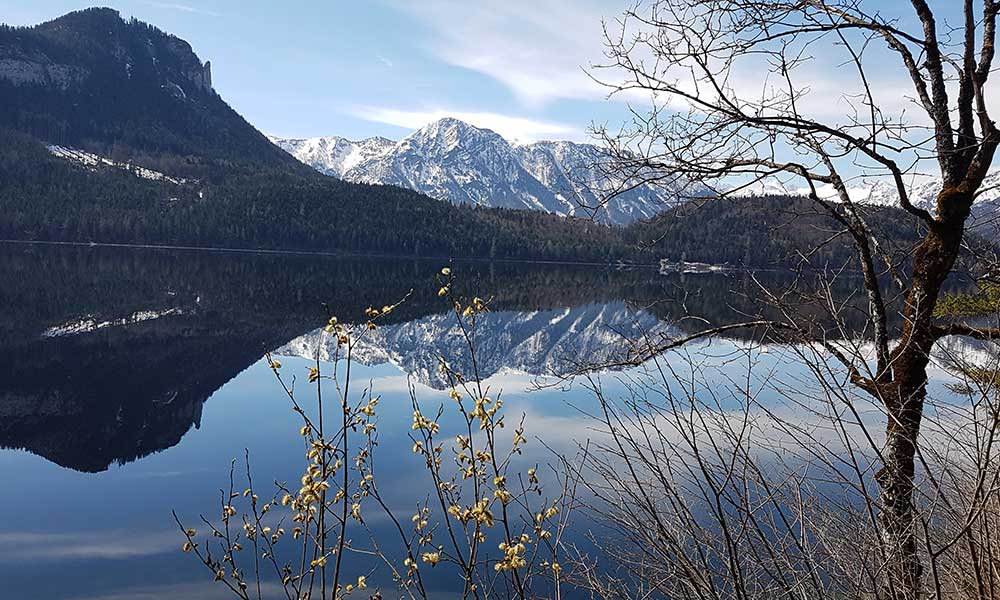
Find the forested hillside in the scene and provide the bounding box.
[0,9,642,262]
[0,128,638,261]
[628,194,928,268]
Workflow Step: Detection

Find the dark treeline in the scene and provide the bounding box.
[629,193,929,268]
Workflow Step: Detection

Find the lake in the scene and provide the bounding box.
[0,242,977,599]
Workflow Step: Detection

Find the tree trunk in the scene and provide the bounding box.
[875,189,972,600]
[876,378,927,600]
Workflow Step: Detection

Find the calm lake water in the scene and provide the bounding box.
[0,243,975,599]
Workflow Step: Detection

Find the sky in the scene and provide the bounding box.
[0,0,983,163]
[0,0,642,142]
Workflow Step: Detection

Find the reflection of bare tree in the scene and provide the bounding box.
[573,341,1000,600]
[583,2,1000,598]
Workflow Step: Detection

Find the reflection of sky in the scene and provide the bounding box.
[0,320,990,598]
[0,334,715,597]
[0,352,602,599]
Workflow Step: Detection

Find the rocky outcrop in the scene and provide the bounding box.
[163,35,212,91]
[199,60,212,89]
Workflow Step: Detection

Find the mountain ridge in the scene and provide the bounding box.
[273,119,1000,226]
[735,170,1000,218]
[271,118,695,225]
[0,8,978,270]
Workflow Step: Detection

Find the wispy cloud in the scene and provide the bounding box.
[392,0,936,127]
[348,106,584,142]
[0,530,177,561]
[376,56,394,68]
[392,0,619,108]
[72,581,286,600]
[146,2,223,17]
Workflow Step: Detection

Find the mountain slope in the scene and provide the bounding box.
[0,8,302,181]
[514,139,669,224]
[349,118,561,212]
[266,134,394,177]
[272,118,693,224]
[0,9,972,270]
[863,172,1000,225]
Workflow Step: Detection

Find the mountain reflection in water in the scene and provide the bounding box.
[0,242,880,473]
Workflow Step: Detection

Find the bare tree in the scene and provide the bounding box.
[591,1,999,598]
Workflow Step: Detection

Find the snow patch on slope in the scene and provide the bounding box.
[47,145,192,185]
[42,308,185,338]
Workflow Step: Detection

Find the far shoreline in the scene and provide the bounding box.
[0,238,665,270]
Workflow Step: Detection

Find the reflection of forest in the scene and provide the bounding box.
[0,243,911,471]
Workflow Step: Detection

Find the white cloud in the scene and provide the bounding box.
[391,0,932,124]
[0,529,177,561]
[392,0,622,107]
[146,2,223,17]
[73,581,285,600]
[347,106,584,142]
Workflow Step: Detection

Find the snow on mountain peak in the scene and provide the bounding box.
[732,169,1000,214]
[269,118,693,224]
[268,134,394,177]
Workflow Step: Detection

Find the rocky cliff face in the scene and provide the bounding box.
[0,7,302,180]
[162,35,212,91]
[0,8,214,94]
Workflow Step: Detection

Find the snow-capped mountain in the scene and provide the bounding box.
[514,140,670,224]
[273,302,676,389]
[736,170,1000,215]
[861,171,1000,216]
[270,118,696,225]
[266,135,394,177]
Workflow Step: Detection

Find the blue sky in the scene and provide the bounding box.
[1,0,638,142]
[0,0,986,171]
